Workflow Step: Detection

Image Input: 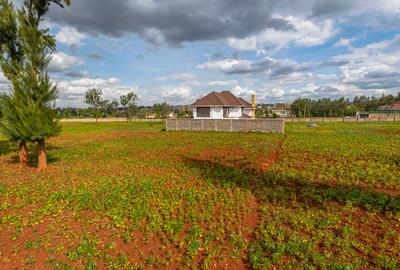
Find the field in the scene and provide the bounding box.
[0,121,399,269]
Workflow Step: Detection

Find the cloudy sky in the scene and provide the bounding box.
[1,0,400,107]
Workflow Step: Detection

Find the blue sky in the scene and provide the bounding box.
[1,0,400,107]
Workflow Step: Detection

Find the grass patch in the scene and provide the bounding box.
[0,121,399,269]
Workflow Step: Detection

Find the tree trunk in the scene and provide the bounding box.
[19,141,29,165]
[37,139,47,171]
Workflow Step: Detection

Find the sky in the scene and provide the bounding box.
[1,0,400,107]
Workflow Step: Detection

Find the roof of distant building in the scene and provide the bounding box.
[377,102,400,111]
[191,91,251,108]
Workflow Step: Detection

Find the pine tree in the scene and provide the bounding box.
[0,0,70,170]
[0,0,28,164]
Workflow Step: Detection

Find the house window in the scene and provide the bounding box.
[197,107,210,117]
[223,107,230,118]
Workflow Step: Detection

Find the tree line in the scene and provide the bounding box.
[290,93,400,117]
[62,88,192,120]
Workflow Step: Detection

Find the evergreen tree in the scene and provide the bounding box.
[0,0,70,170]
[0,0,28,164]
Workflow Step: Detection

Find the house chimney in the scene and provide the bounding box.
[251,95,256,119]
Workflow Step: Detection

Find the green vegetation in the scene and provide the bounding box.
[0,121,399,269]
[290,92,400,117]
[0,0,70,170]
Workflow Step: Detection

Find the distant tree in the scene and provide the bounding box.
[120,92,138,121]
[176,107,192,118]
[58,107,78,118]
[103,99,119,117]
[84,89,104,122]
[135,106,150,119]
[153,102,171,119]
[255,107,266,118]
[77,108,91,118]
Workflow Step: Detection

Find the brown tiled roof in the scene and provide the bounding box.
[377,103,400,110]
[191,91,251,108]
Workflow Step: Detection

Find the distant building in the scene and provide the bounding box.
[255,103,292,118]
[145,113,157,119]
[167,111,176,118]
[368,102,400,118]
[190,91,252,119]
[376,103,400,112]
[270,104,292,117]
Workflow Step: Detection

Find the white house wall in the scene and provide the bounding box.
[193,107,249,119]
[192,108,197,118]
[193,107,223,119]
[228,107,242,118]
[211,107,223,119]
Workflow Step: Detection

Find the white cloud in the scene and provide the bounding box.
[198,56,309,78]
[197,59,251,72]
[228,16,336,51]
[141,28,165,45]
[0,71,7,83]
[55,27,86,46]
[55,76,139,107]
[334,38,352,47]
[231,85,256,97]
[57,77,120,95]
[0,71,9,92]
[332,36,400,90]
[160,86,192,100]
[154,71,238,89]
[156,72,196,82]
[227,37,258,51]
[206,80,238,87]
[48,52,84,72]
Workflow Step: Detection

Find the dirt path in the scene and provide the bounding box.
[259,134,287,172]
[242,135,288,266]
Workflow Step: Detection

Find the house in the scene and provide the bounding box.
[145,113,157,119]
[167,111,176,118]
[270,104,292,117]
[376,103,400,112]
[191,91,252,119]
[368,102,400,118]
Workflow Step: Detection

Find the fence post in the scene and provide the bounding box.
[201,119,204,131]
[165,119,168,131]
[230,119,233,132]
[188,119,191,130]
[215,120,217,131]
[176,119,178,130]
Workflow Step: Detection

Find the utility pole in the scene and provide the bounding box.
[252,95,256,119]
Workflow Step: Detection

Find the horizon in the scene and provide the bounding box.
[1,0,400,107]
